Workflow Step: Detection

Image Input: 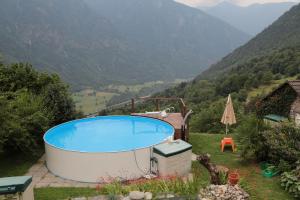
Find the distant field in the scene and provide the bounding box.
[73,79,188,115]
[104,79,186,93]
[73,90,117,115]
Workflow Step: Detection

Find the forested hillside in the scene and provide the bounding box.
[156,46,300,132]
[0,0,249,90]
[142,3,300,133]
[200,3,300,79]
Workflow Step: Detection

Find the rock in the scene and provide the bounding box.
[129,191,145,200]
[198,184,250,200]
[156,193,175,199]
[144,192,152,200]
[166,194,175,198]
[122,197,131,200]
[72,198,87,200]
[87,195,107,200]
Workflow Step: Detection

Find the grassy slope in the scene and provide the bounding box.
[247,76,297,100]
[190,133,293,200]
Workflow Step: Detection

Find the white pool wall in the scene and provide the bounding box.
[45,143,152,183]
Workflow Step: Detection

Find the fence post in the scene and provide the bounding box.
[131,98,135,113]
[155,99,160,111]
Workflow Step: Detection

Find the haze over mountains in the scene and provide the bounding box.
[0,0,249,90]
[157,2,300,124]
[200,2,300,78]
[199,1,296,35]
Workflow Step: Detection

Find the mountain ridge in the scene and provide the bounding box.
[199,1,296,35]
[0,0,250,90]
[198,3,300,79]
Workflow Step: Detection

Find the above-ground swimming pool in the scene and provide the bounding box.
[44,116,174,182]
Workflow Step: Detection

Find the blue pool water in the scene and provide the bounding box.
[44,116,174,152]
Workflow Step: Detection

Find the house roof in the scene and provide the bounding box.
[264,114,287,122]
[262,80,300,101]
[287,80,300,95]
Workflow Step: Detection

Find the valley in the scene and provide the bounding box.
[1,1,300,199]
[73,79,188,115]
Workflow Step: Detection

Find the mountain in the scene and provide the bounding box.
[200,2,296,36]
[200,2,300,79]
[0,0,250,90]
[147,3,300,132]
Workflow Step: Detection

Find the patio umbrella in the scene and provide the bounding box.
[221,94,236,134]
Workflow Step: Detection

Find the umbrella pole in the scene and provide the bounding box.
[226,123,228,135]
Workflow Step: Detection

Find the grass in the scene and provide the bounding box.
[34,188,100,200]
[35,167,206,200]
[190,133,294,200]
[2,133,294,200]
[247,76,297,101]
[0,153,41,177]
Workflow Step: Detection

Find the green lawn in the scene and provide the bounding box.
[1,134,294,200]
[189,133,294,200]
[34,188,101,200]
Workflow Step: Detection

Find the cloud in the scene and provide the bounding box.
[175,0,221,7]
[176,0,300,7]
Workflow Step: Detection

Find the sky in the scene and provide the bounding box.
[175,0,300,7]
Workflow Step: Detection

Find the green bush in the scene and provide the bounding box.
[281,162,300,198]
[236,116,300,166]
[278,159,293,173]
[0,63,80,154]
[235,115,267,160]
[190,100,227,133]
[258,124,300,165]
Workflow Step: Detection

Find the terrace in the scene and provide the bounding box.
[130,97,192,141]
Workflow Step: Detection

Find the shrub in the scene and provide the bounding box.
[258,124,300,165]
[235,115,267,160]
[281,162,300,198]
[237,117,300,166]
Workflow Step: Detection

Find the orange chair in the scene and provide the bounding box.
[221,137,235,152]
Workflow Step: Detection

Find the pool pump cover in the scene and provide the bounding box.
[153,140,192,177]
[0,176,32,195]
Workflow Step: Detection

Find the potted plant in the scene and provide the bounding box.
[228,171,240,185]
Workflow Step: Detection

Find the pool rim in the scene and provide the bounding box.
[43,115,175,154]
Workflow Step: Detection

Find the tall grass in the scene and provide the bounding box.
[99,164,207,198]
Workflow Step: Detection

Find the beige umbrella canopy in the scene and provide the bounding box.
[221,94,236,134]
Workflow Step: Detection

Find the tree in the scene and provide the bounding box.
[0,63,80,155]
